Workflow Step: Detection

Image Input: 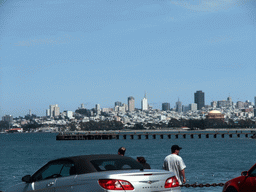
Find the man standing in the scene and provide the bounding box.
[163,145,186,185]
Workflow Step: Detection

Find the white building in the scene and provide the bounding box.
[48,104,60,117]
[66,111,73,119]
[189,103,197,111]
[141,100,148,110]
[141,93,148,111]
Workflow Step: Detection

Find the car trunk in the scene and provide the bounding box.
[107,169,181,192]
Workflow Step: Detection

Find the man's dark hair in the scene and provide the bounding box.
[171,145,182,153]
[118,147,126,156]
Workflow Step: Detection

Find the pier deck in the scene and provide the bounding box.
[56,130,256,140]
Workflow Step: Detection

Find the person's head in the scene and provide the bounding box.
[118,147,126,156]
[137,157,146,164]
[171,145,182,155]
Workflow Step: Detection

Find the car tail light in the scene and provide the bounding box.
[98,179,134,190]
[165,176,180,188]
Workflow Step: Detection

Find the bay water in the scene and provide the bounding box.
[1,131,256,191]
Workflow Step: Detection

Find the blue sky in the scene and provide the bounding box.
[1,0,256,117]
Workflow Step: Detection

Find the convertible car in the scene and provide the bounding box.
[6,154,181,192]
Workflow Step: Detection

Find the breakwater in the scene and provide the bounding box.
[56,130,256,140]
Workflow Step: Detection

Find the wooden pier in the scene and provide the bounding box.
[56,130,256,140]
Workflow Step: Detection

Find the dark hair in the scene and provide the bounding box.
[171,145,182,153]
[118,147,126,155]
[137,157,146,164]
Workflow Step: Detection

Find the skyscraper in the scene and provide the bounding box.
[162,103,170,111]
[194,90,205,110]
[254,96,256,107]
[128,96,135,112]
[95,104,101,115]
[141,92,148,111]
[48,104,60,117]
[176,99,182,113]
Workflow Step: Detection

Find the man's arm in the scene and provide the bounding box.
[180,169,186,184]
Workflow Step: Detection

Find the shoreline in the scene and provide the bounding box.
[65,128,256,134]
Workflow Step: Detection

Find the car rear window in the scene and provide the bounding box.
[90,158,143,172]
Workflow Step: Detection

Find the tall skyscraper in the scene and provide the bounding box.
[141,92,148,111]
[128,96,135,112]
[194,90,205,110]
[48,104,60,117]
[95,104,101,115]
[254,96,256,107]
[176,99,182,113]
[162,103,170,111]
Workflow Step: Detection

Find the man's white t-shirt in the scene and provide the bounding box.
[163,154,186,185]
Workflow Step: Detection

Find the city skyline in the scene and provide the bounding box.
[2,91,255,118]
[1,0,256,117]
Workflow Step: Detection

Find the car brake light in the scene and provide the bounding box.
[165,176,180,188]
[98,179,134,190]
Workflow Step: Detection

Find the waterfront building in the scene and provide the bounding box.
[176,99,182,113]
[254,109,256,117]
[128,96,135,112]
[194,90,205,110]
[141,93,148,111]
[162,103,170,111]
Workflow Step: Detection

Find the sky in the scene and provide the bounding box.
[0,0,256,117]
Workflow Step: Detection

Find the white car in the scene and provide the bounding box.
[6,154,181,192]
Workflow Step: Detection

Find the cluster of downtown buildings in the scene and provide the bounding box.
[1,91,256,131]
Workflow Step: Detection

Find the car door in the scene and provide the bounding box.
[32,178,56,192]
[31,160,74,191]
[54,163,76,192]
[241,165,256,192]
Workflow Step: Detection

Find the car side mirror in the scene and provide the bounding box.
[22,175,32,183]
[241,171,248,176]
